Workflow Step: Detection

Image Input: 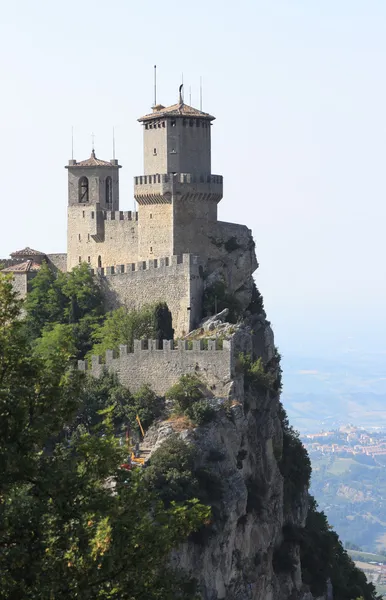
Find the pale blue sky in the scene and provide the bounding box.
[1,0,385,354]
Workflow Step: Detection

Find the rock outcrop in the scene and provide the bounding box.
[143,316,327,600]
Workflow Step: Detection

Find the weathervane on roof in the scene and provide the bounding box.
[91,132,95,155]
[179,84,184,106]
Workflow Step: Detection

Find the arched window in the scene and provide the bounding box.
[98,256,102,268]
[105,176,112,204]
[79,176,89,202]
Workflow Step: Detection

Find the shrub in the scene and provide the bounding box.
[166,375,204,411]
[186,400,215,426]
[202,279,241,322]
[277,401,311,509]
[237,353,275,392]
[246,281,264,315]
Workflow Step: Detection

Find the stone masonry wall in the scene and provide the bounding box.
[67,205,139,271]
[46,253,67,272]
[96,253,204,337]
[78,338,234,397]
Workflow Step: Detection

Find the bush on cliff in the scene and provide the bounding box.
[237,353,276,392]
[202,278,241,322]
[277,401,311,508]
[298,498,381,600]
[166,375,215,425]
[0,271,209,600]
[144,435,221,508]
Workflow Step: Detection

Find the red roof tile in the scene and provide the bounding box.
[2,260,42,273]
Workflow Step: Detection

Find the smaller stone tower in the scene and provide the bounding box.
[66,151,122,270]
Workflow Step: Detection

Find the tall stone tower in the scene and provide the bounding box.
[66,151,122,270]
[134,87,223,260]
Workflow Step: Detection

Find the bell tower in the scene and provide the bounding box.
[134,87,223,261]
[66,150,120,210]
[65,150,122,271]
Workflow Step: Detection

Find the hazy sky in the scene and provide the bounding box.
[1,0,385,354]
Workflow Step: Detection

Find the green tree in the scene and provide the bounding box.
[24,262,66,338]
[60,263,104,324]
[0,272,209,599]
[89,302,173,358]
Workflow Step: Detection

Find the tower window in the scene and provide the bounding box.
[79,256,81,263]
[105,176,112,204]
[150,213,152,219]
[87,256,90,263]
[78,234,81,241]
[171,119,176,127]
[196,120,200,127]
[91,211,95,219]
[189,119,193,127]
[98,256,102,268]
[145,124,149,130]
[82,210,85,218]
[153,148,157,155]
[88,233,90,241]
[183,119,187,127]
[162,121,165,127]
[150,247,153,253]
[79,176,89,203]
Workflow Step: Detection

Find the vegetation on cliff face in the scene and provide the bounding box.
[0,272,209,599]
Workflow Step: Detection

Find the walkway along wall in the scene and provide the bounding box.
[78,339,234,397]
[93,253,204,336]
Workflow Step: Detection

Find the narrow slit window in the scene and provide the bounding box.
[105,176,112,204]
[78,177,89,202]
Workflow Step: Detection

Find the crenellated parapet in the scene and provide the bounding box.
[103,210,138,221]
[134,173,223,206]
[90,253,198,277]
[78,338,234,396]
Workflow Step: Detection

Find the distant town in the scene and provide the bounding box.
[301,425,386,464]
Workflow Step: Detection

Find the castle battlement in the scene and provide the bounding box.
[78,338,234,396]
[103,210,138,221]
[91,253,198,276]
[134,174,223,185]
[134,172,223,206]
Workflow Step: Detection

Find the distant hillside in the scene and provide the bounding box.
[281,352,386,431]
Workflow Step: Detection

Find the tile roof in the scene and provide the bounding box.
[70,150,115,168]
[2,260,42,273]
[11,247,46,257]
[139,102,215,122]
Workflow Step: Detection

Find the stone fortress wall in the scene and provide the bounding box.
[93,253,204,336]
[78,338,234,397]
[67,206,139,271]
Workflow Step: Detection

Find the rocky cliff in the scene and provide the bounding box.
[142,314,329,600]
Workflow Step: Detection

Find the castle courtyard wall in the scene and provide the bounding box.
[67,205,139,271]
[97,254,204,337]
[78,339,234,397]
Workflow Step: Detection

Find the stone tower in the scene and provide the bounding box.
[66,151,122,270]
[134,87,223,260]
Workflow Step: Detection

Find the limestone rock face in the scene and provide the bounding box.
[206,227,258,314]
[143,319,328,600]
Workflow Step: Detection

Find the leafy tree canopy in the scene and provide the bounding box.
[0,272,209,599]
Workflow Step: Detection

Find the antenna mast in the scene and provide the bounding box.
[153,65,157,107]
